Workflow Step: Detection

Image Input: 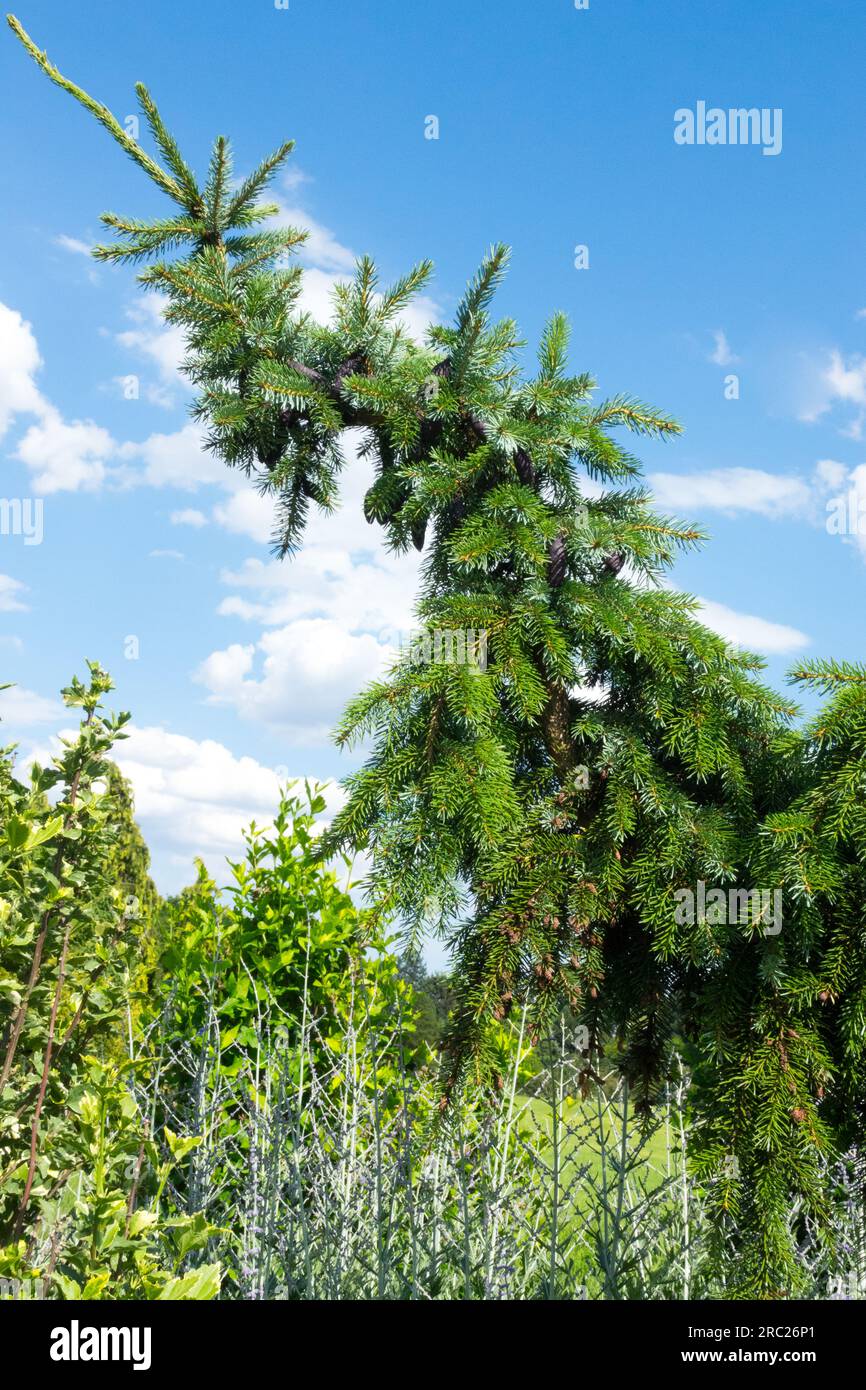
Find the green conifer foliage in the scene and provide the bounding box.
[10,18,866,1293]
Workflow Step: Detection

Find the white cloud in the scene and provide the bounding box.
[55,235,92,257]
[171,508,208,528]
[0,297,123,492]
[271,184,439,338]
[696,597,810,655]
[113,724,344,892]
[0,303,43,437]
[213,431,423,636]
[120,421,225,491]
[708,329,739,367]
[0,300,118,493]
[219,547,421,637]
[814,458,848,491]
[822,461,866,560]
[649,467,813,519]
[0,684,64,727]
[280,203,357,274]
[117,724,282,859]
[820,349,866,407]
[116,295,188,401]
[0,298,230,493]
[14,407,114,494]
[296,267,346,325]
[204,438,423,744]
[22,718,343,894]
[195,641,255,694]
[799,348,866,430]
[195,617,391,741]
[0,574,28,613]
[213,488,273,544]
[649,459,866,565]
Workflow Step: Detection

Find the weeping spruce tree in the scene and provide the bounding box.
[10,15,866,1297]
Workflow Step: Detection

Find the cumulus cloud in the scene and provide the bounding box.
[171,507,208,528]
[0,298,193,494]
[212,431,423,638]
[195,618,391,741]
[119,421,225,491]
[0,684,64,727]
[798,348,866,435]
[708,329,739,367]
[271,181,439,338]
[115,724,346,892]
[695,597,810,655]
[817,350,866,409]
[213,488,273,544]
[15,408,114,493]
[0,303,44,437]
[814,458,848,491]
[199,431,441,744]
[218,546,421,635]
[821,461,866,560]
[648,460,866,565]
[21,718,344,894]
[0,302,138,496]
[115,295,188,404]
[0,574,28,613]
[281,204,357,275]
[649,467,814,519]
[115,724,287,878]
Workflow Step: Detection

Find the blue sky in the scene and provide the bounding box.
[1,0,866,923]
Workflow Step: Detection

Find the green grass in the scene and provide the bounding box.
[513,1092,676,1194]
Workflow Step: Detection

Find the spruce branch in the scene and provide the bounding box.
[7,15,186,204]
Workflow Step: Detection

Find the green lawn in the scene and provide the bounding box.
[510,1092,678,1197]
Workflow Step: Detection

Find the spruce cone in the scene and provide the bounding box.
[432,357,452,378]
[548,532,567,588]
[464,412,488,444]
[417,417,444,455]
[515,447,536,487]
[411,518,427,551]
[603,551,625,575]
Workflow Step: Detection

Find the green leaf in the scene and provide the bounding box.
[157,1263,221,1301]
[24,815,65,852]
[164,1127,203,1163]
[128,1209,158,1237]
